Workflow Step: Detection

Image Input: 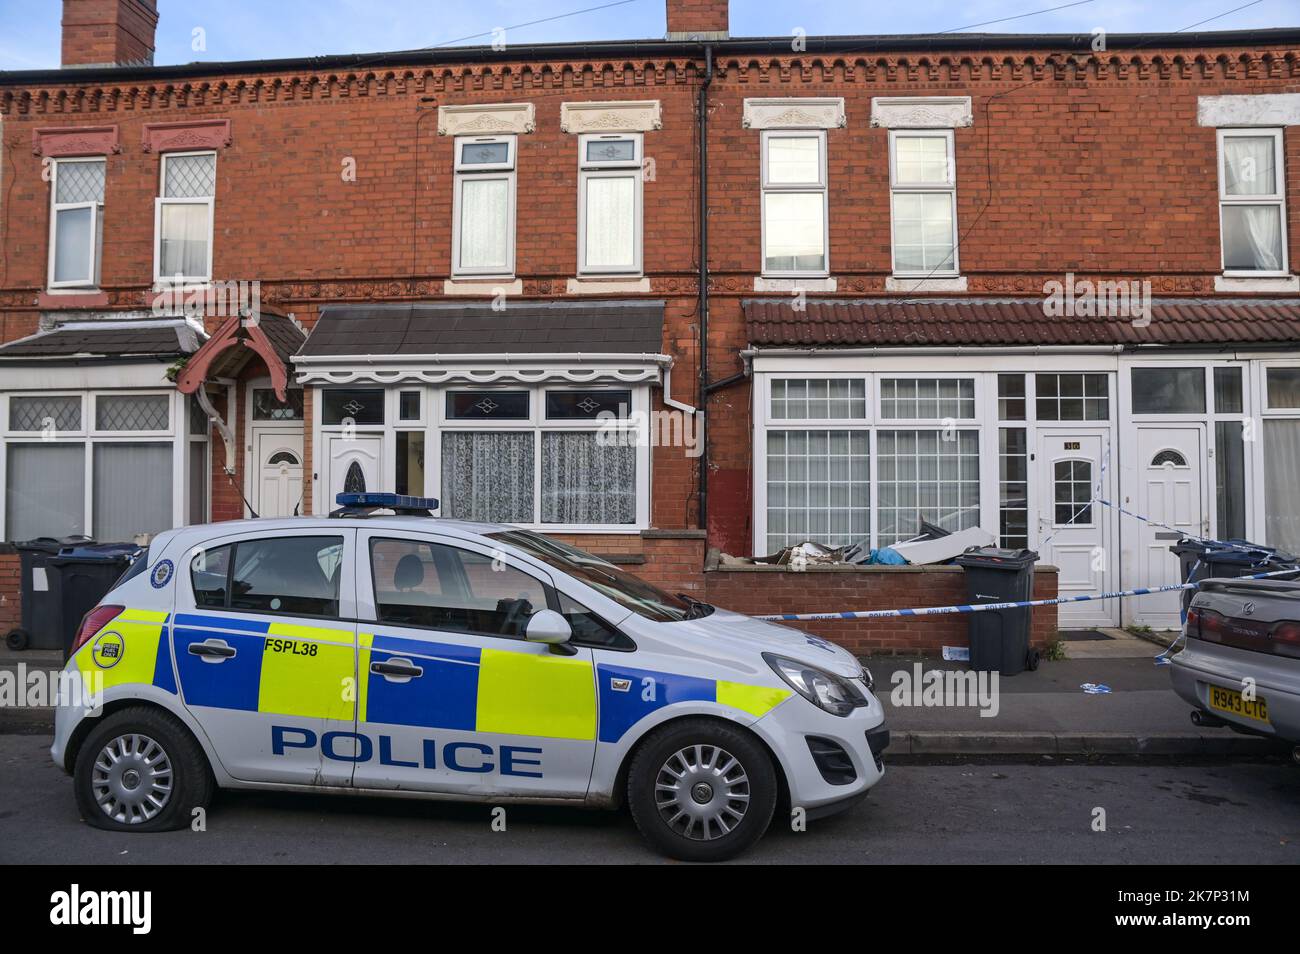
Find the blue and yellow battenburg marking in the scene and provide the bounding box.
[358,633,598,741]
[171,613,354,721]
[74,607,176,695]
[89,611,793,742]
[595,664,792,743]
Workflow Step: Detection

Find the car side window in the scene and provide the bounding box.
[190,544,232,608]
[190,536,343,618]
[557,591,633,649]
[370,537,548,639]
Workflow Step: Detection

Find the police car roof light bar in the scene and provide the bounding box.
[330,492,440,518]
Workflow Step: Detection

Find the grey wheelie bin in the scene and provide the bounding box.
[954,547,1040,675]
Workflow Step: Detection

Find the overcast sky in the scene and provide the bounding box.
[1,0,1295,71]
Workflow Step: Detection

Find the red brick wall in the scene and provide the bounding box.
[61,0,158,68]
[667,0,729,36]
[0,551,19,636]
[704,563,1060,655]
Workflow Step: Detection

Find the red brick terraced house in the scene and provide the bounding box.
[3,0,1300,652]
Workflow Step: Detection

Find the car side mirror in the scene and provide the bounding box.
[525,609,575,654]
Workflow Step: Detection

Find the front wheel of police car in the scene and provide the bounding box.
[627,718,778,862]
[73,705,214,832]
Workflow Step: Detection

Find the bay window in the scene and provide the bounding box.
[2,391,187,543]
[889,130,958,276]
[578,133,643,275]
[155,151,216,284]
[1217,128,1287,275]
[452,135,516,277]
[315,383,648,531]
[48,158,106,289]
[759,375,982,552]
[760,131,828,276]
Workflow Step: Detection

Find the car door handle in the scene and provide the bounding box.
[370,659,423,679]
[189,638,236,661]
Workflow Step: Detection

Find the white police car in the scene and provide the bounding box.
[53,493,887,861]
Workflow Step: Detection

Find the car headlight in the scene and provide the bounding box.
[763,653,867,717]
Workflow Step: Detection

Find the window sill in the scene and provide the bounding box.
[443,278,522,296]
[754,276,837,292]
[567,276,650,294]
[885,275,967,293]
[1214,274,1299,293]
[37,290,109,309]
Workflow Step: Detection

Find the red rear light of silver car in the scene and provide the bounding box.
[1188,606,1300,659]
[70,604,124,656]
[1270,621,1300,660]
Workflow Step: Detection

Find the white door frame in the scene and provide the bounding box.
[1033,426,1118,628]
[244,376,305,519]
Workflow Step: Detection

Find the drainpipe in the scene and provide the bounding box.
[696,43,713,531]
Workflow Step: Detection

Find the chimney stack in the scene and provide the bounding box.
[665,0,729,41]
[62,0,159,68]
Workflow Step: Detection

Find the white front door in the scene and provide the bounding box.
[254,431,304,518]
[325,434,382,506]
[1131,426,1205,629]
[1037,431,1116,628]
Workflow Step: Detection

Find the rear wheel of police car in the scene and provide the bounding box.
[627,719,778,862]
[73,706,213,832]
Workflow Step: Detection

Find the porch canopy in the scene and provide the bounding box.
[744,297,1300,348]
[175,309,305,401]
[293,300,670,386]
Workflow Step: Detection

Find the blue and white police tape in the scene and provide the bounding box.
[754,566,1300,623]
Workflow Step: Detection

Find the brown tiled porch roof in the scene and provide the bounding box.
[744,298,1300,348]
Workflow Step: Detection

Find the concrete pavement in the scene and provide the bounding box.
[873,655,1288,757]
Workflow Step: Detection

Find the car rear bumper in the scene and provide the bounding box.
[1170,641,1300,744]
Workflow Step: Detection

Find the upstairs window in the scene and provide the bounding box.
[578,133,643,275]
[760,130,828,276]
[453,135,516,278]
[889,130,958,276]
[1218,128,1287,275]
[48,158,105,289]
[155,151,216,284]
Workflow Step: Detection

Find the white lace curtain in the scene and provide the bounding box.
[1222,137,1283,271]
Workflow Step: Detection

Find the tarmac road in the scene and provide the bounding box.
[1,735,1296,864]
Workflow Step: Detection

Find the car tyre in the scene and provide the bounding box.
[4,628,30,651]
[627,718,778,862]
[73,705,213,833]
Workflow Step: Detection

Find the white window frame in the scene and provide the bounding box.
[760,129,829,278]
[0,389,189,543]
[47,157,105,290]
[313,383,650,532]
[451,135,517,279]
[888,129,959,278]
[577,133,644,276]
[1217,128,1289,278]
[153,150,217,286]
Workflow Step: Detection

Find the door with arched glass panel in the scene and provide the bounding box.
[1037,431,1115,627]
[1133,426,1205,629]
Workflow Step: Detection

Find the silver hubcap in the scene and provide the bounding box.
[655,744,750,841]
[92,733,173,825]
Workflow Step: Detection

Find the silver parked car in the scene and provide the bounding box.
[1170,578,1300,762]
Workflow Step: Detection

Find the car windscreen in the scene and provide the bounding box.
[488,529,694,623]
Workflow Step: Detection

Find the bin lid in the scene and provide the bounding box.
[14,537,65,554]
[954,546,1040,569]
[1169,538,1219,557]
[15,535,95,554]
[51,542,143,564]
